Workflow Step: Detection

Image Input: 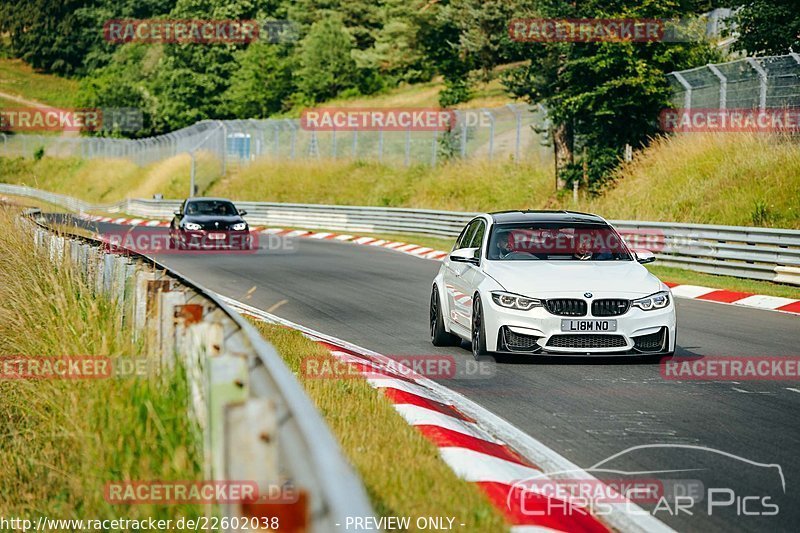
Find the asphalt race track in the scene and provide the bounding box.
[66,217,800,532]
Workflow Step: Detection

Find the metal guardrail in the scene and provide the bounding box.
[3,183,799,286]
[21,207,375,532]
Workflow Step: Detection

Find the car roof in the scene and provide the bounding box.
[186,197,235,203]
[488,210,606,224]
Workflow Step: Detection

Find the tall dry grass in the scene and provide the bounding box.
[0,207,201,519]
[251,322,509,531]
[559,133,800,228]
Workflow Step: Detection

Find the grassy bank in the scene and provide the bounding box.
[0,152,219,203]
[0,206,202,519]
[2,133,798,229]
[208,133,800,228]
[565,133,800,228]
[252,322,509,531]
[0,58,80,107]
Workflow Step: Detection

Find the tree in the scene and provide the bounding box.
[729,0,800,55]
[223,42,295,117]
[294,15,359,102]
[503,0,721,189]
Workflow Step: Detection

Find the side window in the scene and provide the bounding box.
[468,220,486,252]
[455,220,480,250]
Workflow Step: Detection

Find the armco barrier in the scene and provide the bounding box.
[3,184,799,286]
[22,208,375,531]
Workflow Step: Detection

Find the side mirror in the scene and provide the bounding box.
[239,209,248,216]
[173,210,181,217]
[449,247,480,265]
[635,249,656,264]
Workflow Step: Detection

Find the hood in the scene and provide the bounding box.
[183,215,244,224]
[483,260,663,297]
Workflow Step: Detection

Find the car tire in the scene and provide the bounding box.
[471,295,488,359]
[431,286,460,347]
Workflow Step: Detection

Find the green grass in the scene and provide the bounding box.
[0,152,220,203]
[557,133,800,229]
[250,322,510,532]
[206,133,800,229]
[305,76,517,115]
[0,58,80,108]
[0,206,203,519]
[209,158,554,210]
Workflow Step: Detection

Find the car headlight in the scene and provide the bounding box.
[184,222,202,231]
[491,291,542,310]
[631,291,671,311]
[232,222,247,231]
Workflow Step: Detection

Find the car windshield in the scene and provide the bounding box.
[487,222,632,261]
[186,200,238,216]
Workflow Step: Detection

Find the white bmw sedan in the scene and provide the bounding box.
[430,211,676,358]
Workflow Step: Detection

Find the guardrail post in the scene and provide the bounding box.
[208,356,249,479]
[159,289,188,370]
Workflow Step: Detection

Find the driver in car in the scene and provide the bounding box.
[495,229,515,258]
[573,237,593,260]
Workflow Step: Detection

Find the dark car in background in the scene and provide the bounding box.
[169,198,251,250]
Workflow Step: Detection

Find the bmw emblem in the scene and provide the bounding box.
[584,292,593,298]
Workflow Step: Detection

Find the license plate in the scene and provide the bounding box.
[207,233,226,240]
[561,319,617,332]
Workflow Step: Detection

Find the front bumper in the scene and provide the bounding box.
[176,229,252,249]
[483,295,676,356]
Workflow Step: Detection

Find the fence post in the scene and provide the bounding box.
[332,128,337,159]
[671,71,693,109]
[219,121,227,176]
[351,130,358,158]
[430,128,437,166]
[507,104,522,162]
[273,122,280,159]
[458,111,467,159]
[482,109,495,161]
[746,57,768,110]
[404,127,410,167]
[378,129,383,162]
[286,119,297,160]
[190,152,197,197]
[707,63,727,110]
